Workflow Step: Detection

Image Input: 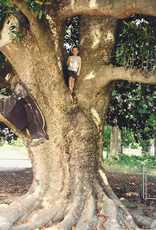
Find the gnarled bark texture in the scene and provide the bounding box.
[0,1,156,229]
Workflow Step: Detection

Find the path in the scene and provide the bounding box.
[0,143,31,171]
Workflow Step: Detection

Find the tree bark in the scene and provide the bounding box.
[58,0,156,19]
[1,2,156,229]
[109,126,122,159]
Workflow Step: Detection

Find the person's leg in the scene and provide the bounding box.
[69,77,73,94]
[68,77,75,103]
[71,78,75,94]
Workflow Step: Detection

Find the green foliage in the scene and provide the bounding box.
[64,16,80,52]
[0,0,45,26]
[103,126,111,149]
[0,0,12,7]
[121,128,139,149]
[26,0,45,19]
[0,87,12,96]
[0,1,14,28]
[9,25,25,41]
[107,82,156,142]
[108,16,156,147]
[105,154,156,171]
[0,52,6,70]
[115,18,156,72]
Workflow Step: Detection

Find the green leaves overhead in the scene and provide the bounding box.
[0,1,15,28]
[64,16,80,52]
[26,0,45,19]
[114,17,156,72]
[0,0,45,23]
[0,0,12,7]
[108,16,156,143]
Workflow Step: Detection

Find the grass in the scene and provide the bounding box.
[0,138,25,148]
[104,154,156,174]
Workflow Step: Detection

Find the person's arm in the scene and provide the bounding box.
[77,57,81,76]
[67,56,71,66]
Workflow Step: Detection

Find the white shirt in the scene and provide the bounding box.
[68,56,81,72]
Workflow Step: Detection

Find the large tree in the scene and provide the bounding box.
[0,1,156,230]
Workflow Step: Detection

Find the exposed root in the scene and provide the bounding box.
[11,198,68,230]
[131,212,153,229]
[50,190,87,230]
[13,192,86,230]
[76,192,97,230]
[0,191,41,230]
[98,169,120,202]
[96,170,140,230]
[0,174,141,230]
[11,207,64,230]
[20,188,99,230]
[0,166,142,230]
[98,169,133,210]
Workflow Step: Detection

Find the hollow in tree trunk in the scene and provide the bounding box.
[0,1,156,229]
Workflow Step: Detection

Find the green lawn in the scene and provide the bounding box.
[104,154,156,174]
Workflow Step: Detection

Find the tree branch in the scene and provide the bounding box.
[131,213,152,229]
[92,65,156,89]
[79,65,156,93]
[111,66,156,85]
[12,0,34,20]
[12,0,42,41]
[58,0,156,18]
[4,0,61,82]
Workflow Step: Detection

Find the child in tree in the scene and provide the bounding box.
[67,46,81,99]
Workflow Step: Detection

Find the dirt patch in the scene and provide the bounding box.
[106,171,156,202]
[0,169,32,204]
[0,169,156,227]
[106,171,156,227]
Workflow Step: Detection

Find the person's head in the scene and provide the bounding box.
[71,46,79,56]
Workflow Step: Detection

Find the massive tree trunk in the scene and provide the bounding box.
[0,1,156,230]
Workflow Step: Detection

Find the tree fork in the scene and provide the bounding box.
[0,6,151,230]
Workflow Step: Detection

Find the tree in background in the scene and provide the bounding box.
[0,1,156,229]
[107,16,156,154]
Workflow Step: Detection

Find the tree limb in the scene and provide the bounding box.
[131,212,153,229]
[111,66,156,85]
[12,0,43,42]
[58,0,156,18]
[12,0,35,21]
[93,65,156,89]
[0,1,62,84]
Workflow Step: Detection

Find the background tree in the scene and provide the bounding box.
[0,1,156,230]
[107,17,156,154]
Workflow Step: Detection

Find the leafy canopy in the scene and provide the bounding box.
[0,0,45,24]
[107,16,156,144]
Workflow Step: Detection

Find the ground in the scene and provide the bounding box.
[0,168,156,229]
[0,169,32,205]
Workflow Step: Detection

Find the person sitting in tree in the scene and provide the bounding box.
[67,46,81,100]
[0,81,48,146]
